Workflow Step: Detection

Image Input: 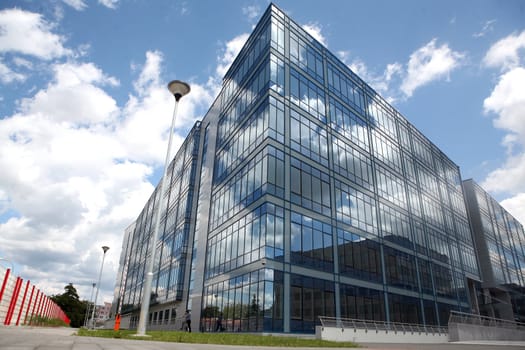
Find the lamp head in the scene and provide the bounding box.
[168,80,190,101]
[102,246,110,253]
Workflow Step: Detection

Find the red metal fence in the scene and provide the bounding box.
[0,266,70,326]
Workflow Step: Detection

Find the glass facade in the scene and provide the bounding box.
[462,179,525,321]
[113,4,524,333]
[114,123,202,329]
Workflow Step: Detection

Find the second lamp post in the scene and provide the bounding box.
[136,80,190,336]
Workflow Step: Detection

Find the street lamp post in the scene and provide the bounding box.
[84,282,96,328]
[91,246,109,329]
[136,80,190,336]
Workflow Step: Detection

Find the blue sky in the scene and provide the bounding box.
[0,0,524,304]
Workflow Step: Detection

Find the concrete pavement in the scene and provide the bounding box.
[1,326,525,350]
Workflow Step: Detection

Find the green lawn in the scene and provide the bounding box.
[76,328,359,347]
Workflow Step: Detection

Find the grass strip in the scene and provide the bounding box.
[77,328,359,347]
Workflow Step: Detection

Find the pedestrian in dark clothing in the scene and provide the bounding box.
[185,310,191,332]
[215,313,223,332]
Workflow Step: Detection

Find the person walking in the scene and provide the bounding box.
[184,310,191,332]
[215,312,223,332]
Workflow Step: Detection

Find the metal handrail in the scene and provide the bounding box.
[448,310,525,331]
[318,316,448,335]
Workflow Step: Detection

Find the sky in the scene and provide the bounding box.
[0,0,524,306]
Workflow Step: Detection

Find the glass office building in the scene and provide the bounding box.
[463,179,525,321]
[113,4,484,333]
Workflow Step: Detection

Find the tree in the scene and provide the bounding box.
[51,283,88,328]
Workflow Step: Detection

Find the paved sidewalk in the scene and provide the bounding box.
[1,326,525,350]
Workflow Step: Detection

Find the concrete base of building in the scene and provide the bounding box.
[315,325,449,343]
[448,322,525,341]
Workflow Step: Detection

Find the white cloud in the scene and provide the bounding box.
[481,31,525,226]
[482,153,525,194]
[62,0,87,11]
[483,30,525,71]
[242,5,260,21]
[483,67,525,147]
[0,16,248,306]
[18,62,119,125]
[400,39,465,98]
[12,57,33,69]
[0,52,180,303]
[500,193,525,226]
[0,60,26,83]
[120,51,214,165]
[302,22,326,46]
[98,0,119,9]
[0,8,71,59]
[482,68,525,197]
[133,50,163,94]
[473,19,496,38]
[216,33,249,78]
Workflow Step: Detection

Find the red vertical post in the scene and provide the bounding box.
[45,298,51,318]
[42,296,48,319]
[16,280,30,326]
[5,277,22,325]
[0,268,11,303]
[29,289,40,324]
[35,291,43,320]
[24,285,35,325]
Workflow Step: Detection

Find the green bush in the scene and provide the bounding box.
[27,316,69,327]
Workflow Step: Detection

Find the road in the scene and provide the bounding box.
[0,326,524,349]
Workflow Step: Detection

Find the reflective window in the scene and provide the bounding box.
[210,146,284,229]
[201,268,283,332]
[218,58,272,147]
[340,284,385,321]
[335,180,377,234]
[270,54,285,95]
[417,164,440,200]
[389,293,421,324]
[215,97,284,182]
[271,17,285,52]
[337,229,382,282]
[290,157,331,216]
[398,121,411,150]
[291,212,333,271]
[290,109,328,167]
[220,20,270,107]
[290,274,335,332]
[368,99,397,140]
[290,68,326,123]
[332,135,373,190]
[206,204,284,278]
[411,131,433,169]
[380,203,411,248]
[421,194,444,230]
[327,62,365,113]
[290,31,324,82]
[376,166,407,209]
[384,247,418,292]
[329,97,369,151]
[371,129,402,172]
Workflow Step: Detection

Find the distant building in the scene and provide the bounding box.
[462,179,525,321]
[112,3,523,333]
[95,302,111,323]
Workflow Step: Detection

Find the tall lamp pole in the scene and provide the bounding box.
[136,80,190,336]
[91,246,109,329]
[84,282,96,327]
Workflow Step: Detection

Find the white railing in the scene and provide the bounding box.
[448,310,525,330]
[318,316,448,335]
